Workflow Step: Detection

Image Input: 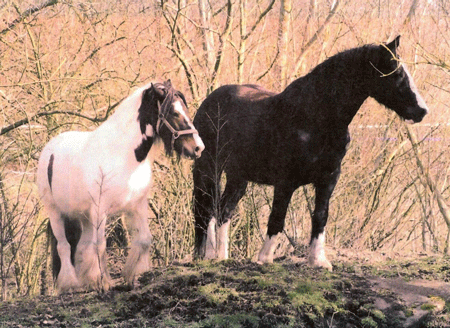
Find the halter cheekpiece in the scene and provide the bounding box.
[155,85,198,151]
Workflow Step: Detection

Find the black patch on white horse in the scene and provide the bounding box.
[47,154,55,191]
[134,86,159,162]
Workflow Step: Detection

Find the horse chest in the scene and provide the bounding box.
[293,129,350,180]
[125,161,152,200]
[69,157,152,214]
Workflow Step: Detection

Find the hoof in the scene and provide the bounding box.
[84,273,112,293]
[257,233,279,265]
[56,279,81,295]
[308,256,333,271]
[257,253,274,265]
[56,269,81,295]
[308,232,332,271]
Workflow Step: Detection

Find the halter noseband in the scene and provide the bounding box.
[155,100,199,151]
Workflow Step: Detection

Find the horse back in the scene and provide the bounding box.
[194,84,284,182]
[194,84,276,137]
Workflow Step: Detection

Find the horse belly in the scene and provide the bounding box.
[52,158,92,216]
[38,131,92,216]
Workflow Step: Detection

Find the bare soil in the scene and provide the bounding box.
[1,251,449,327]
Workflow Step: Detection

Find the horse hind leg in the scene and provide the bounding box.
[216,177,248,260]
[193,161,219,259]
[48,208,80,294]
[123,201,152,287]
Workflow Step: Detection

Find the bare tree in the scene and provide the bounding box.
[237,0,275,84]
[277,0,292,88]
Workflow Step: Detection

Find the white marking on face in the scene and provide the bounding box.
[193,134,205,153]
[402,64,429,113]
[173,100,205,152]
[173,101,192,126]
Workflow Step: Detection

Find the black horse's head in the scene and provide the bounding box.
[135,80,204,162]
[369,36,429,123]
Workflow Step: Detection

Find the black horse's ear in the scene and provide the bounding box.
[386,35,400,54]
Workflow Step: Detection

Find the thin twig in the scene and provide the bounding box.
[1,101,120,136]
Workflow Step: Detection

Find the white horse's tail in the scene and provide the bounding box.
[48,217,82,280]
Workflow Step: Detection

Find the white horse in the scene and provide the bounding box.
[37,80,204,294]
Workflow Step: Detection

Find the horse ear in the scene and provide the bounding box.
[177,91,188,107]
[386,35,400,54]
[151,83,166,99]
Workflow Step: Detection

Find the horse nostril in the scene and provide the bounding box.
[194,146,203,158]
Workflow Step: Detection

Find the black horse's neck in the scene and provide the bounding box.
[281,44,377,129]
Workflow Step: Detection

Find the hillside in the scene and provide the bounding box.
[1,252,449,328]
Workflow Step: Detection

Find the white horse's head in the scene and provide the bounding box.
[135,80,204,161]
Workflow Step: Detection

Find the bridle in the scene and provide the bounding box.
[155,99,199,151]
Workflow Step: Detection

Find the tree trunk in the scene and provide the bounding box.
[277,0,292,89]
[198,0,215,70]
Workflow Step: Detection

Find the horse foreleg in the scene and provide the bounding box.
[48,208,80,294]
[75,213,111,292]
[123,202,152,287]
[308,175,339,271]
[258,185,295,264]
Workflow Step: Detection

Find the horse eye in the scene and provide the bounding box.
[172,111,180,118]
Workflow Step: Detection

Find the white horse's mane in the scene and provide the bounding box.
[93,83,156,145]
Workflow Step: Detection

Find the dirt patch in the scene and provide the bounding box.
[0,253,449,327]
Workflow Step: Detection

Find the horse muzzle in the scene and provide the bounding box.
[179,134,205,159]
[404,105,428,124]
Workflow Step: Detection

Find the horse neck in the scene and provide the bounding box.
[93,98,151,165]
[282,49,373,128]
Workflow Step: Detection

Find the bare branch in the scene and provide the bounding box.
[209,0,233,93]
[1,101,121,136]
[242,0,276,41]
[0,0,59,36]
[293,0,341,76]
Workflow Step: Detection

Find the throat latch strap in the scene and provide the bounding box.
[156,102,199,150]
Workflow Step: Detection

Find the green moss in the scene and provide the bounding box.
[361,316,378,328]
[403,308,414,317]
[198,283,238,305]
[421,303,436,311]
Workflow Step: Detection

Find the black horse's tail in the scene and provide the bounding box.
[48,217,82,280]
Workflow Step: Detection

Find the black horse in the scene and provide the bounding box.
[192,36,428,270]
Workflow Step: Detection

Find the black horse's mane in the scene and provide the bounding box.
[287,43,379,92]
[275,43,384,121]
